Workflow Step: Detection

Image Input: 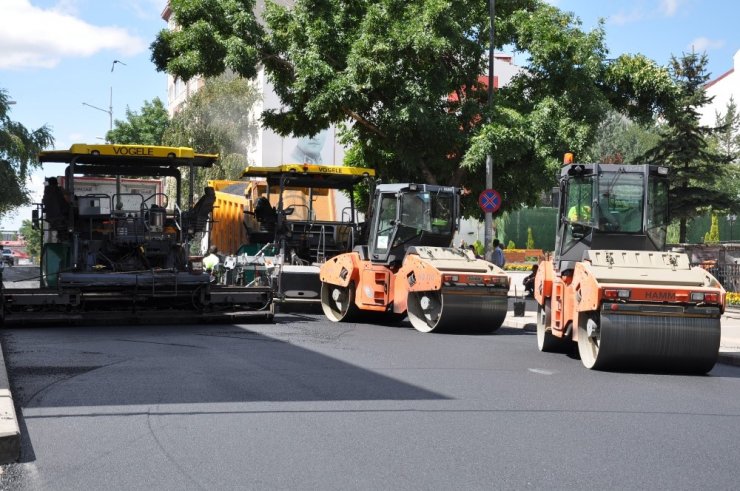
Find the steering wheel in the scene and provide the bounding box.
[599,210,620,231]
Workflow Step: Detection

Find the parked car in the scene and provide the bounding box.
[2,249,14,266]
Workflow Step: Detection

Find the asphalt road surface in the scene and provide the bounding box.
[1,269,740,489]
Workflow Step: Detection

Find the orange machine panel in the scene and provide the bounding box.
[319,252,361,288]
[534,259,555,306]
[358,264,393,310]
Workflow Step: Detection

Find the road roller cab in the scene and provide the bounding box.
[534,157,725,372]
[320,183,510,333]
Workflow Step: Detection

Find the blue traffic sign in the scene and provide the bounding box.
[478,189,502,213]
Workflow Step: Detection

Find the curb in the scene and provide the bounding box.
[718,352,740,367]
[0,344,20,464]
[504,315,537,332]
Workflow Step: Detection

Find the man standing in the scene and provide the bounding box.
[203,245,221,273]
[492,239,505,268]
[468,244,482,259]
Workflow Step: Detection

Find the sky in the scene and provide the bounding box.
[1,0,738,231]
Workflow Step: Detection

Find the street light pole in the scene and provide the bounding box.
[484,0,496,259]
[728,214,737,242]
[82,60,125,138]
[82,60,126,208]
[81,101,112,133]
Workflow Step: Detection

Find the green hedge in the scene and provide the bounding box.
[502,208,558,252]
[501,208,733,252]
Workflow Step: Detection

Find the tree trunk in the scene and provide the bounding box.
[679,217,687,244]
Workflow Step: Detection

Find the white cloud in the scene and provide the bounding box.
[609,8,647,26]
[125,0,169,20]
[688,37,725,53]
[610,0,688,26]
[659,0,684,16]
[51,0,81,16]
[0,0,148,70]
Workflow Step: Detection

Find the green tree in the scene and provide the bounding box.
[18,219,41,262]
[152,0,675,217]
[0,89,54,216]
[583,110,660,163]
[526,227,534,249]
[162,73,260,204]
[704,214,720,244]
[642,52,735,243]
[106,98,170,145]
[710,99,740,203]
[712,97,740,165]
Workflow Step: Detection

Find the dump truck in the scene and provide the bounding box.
[0,144,272,325]
[534,155,724,372]
[215,163,376,306]
[319,183,510,333]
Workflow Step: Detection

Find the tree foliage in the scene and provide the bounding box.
[162,73,260,203]
[0,89,54,216]
[106,98,170,145]
[153,0,676,217]
[704,214,720,244]
[713,97,740,165]
[641,51,735,243]
[18,219,41,261]
[526,227,534,249]
[710,98,740,208]
[583,110,660,164]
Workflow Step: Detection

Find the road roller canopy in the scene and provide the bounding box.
[555,163,670,272]
[368,184,459,264]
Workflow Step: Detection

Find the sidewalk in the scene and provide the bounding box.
[503,272,740,367]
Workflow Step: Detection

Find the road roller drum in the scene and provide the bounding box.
[406,286,508,333]
[398,247,509,333]
[578,308,721,373]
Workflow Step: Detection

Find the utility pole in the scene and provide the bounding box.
[484,0,496,259]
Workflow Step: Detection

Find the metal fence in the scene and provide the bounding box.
[692,263,740,293]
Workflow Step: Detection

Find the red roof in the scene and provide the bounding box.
[448,75,499,103]
[705,68,735,89]
[0,240,26,247]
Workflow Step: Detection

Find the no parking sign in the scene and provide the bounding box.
[478,189,502,213]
